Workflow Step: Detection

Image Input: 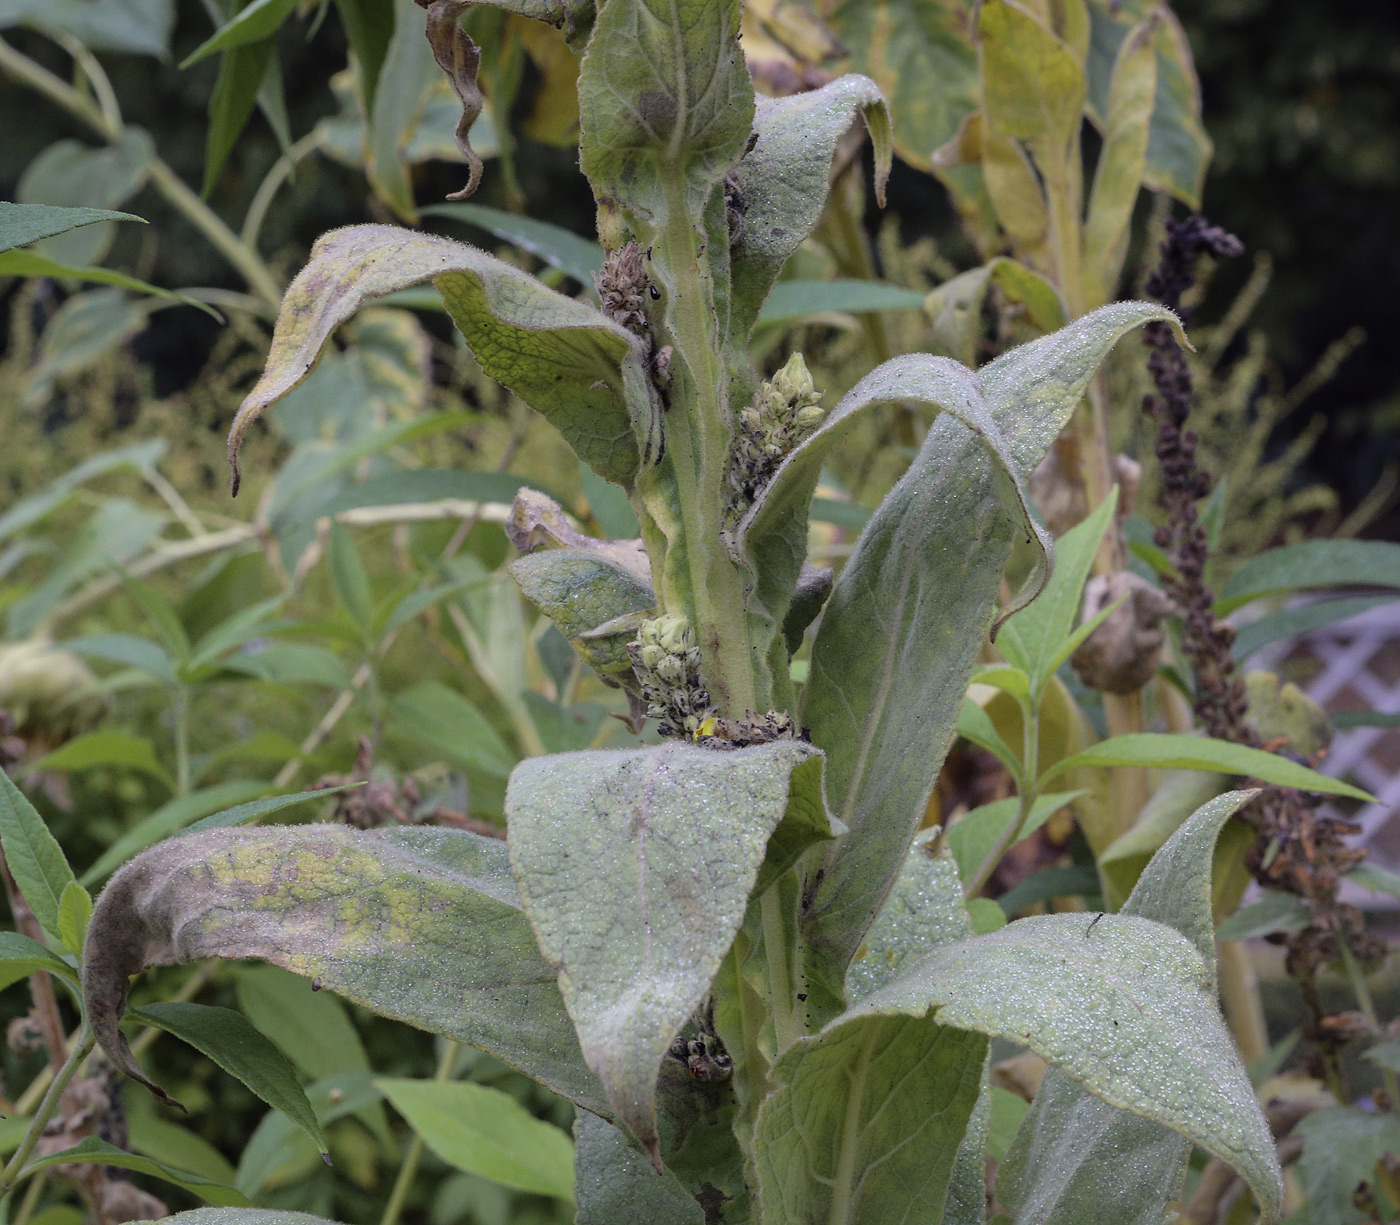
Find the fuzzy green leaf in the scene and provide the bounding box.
[997,791,1281,1225]
[797,303,1182,1020]
[824,0,978,173]
[422,202,605,289]
[577,0,753,229]
[848,909,1281,1223]
[228,226,657,494]
[573,1112,703,1225]
[508,548,655,687]
[729,75,892,338]
[758,847,985,1223]
[82,824,607,1118]
[506,740,827,1158]
[743,353,1050,698]
[756,1016,986,1225]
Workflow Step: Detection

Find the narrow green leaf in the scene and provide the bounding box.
[0,767,77,940]
[19,1137,248,1206]
[946,792,1085,888]
[1216,539,1400,614]
[236,1073,386,1196]
[730,74,891,338]
[328,521,374,631]
[1215,892,1311,942]
[180,783,363,836]
[223,643,350,689]
[122,574,192,664]
[65,632,177,685]
[1345,861,1400,902]
[0,202,143,254]
[1231,595,1394,661]
[0,250,219,316]
[131,1001,327,1154]
[82,824,606,1118]
[506,741,828,1157]
[0,439,165,543]
[187,594,288,670]
[229,226,656,494]
[1044,733,1372,801]
[422,202,604,289]
[56,880,92,955]
[997,489,1118,692]
[995,864,1101,915]
[386,682,515,778]
[234,964,390,1143]
[0,930,80,992]
[957,698,1021,776]
[202,39,278,195]
[332,0,396,115]
[753,279,925,327]
[181,0,298,67]
[377,1078,575,1200]
[28,731,173,790]
[79,779,268,885]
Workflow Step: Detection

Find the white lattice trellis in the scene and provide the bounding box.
[1250,600,1400,889]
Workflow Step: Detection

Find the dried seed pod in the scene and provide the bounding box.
[1070,572,1179,694]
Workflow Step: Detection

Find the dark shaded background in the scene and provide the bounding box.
[2,0,1396,520]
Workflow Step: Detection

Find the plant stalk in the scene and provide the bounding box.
[0,34,282,308]
[0,1027,95,1197]
[379,1040,460,1225]
[761,885,798,1052]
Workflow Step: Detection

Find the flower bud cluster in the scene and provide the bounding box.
[594,241,650,338]
[628,614,713,739]
[727,352,824,522]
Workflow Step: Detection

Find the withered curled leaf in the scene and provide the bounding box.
[420,0,485,200]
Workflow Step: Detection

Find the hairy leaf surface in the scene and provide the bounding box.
[83,824,607,1116]
[798,303,1183,1018]
[849,908,1281,1223]
[998,790,1272,1224]
[574,1112,703,1225]
[757,845,984,1223]
[228,225,655,493]
[729,75,891,338]
[506,740,827,1158]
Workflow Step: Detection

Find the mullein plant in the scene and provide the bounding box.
[71,2,1323,1221]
